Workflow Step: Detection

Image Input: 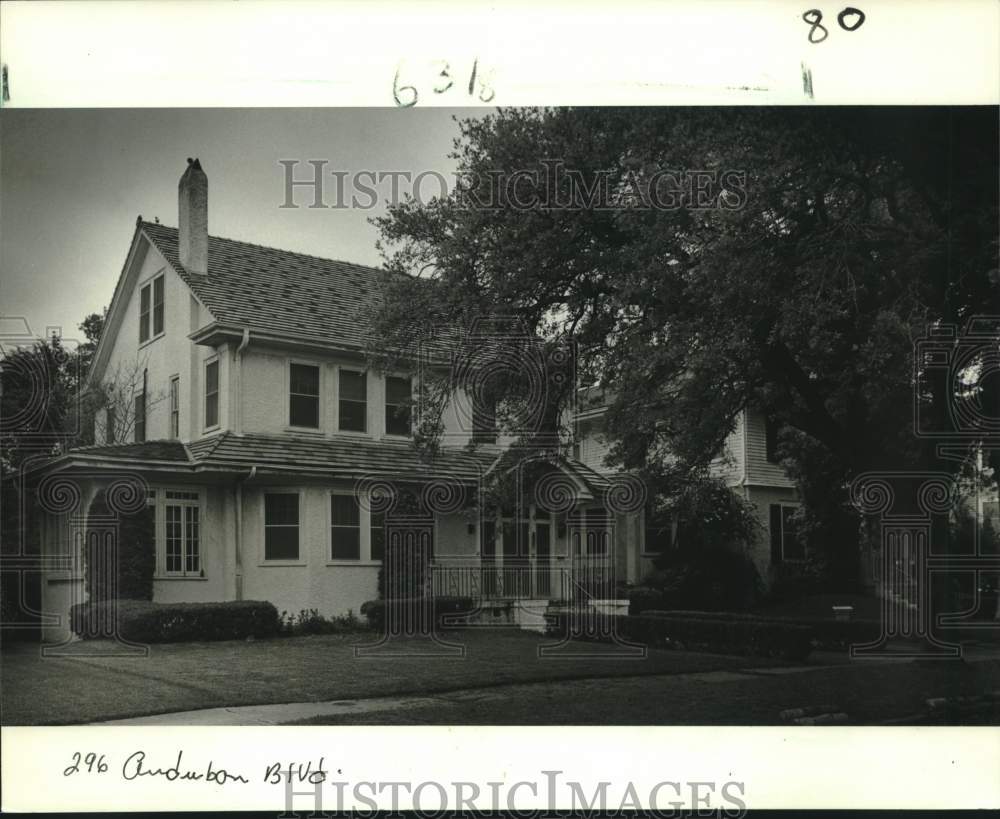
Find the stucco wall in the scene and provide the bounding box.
[97,238,215,444]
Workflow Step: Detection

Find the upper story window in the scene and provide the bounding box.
[264,492,300,561]
[384,375,412,436]
[133,393,146,443]
[169,376,180,438]
[139,274,165,343]
[338,369,367,432]
[289,363,321,428]
[204,359,219,429]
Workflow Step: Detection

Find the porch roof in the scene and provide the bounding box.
[187,431,498,482]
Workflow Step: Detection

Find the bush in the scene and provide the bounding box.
[278,608,367,635]
[360,596,475,631]
[70,599,279,643]
[547,610,813,660]
[627,586,669,615]
[641,546,763,611]
[84,491,156,603]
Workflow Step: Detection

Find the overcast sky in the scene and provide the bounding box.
[1,108,482,346]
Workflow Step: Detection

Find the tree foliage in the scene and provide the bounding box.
[371,107,998,566]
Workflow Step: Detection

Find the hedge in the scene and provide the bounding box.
[360,596,475,631]
[547,610,814,660]
[70,599,280,643]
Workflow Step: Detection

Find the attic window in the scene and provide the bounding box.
[139,274,165,343]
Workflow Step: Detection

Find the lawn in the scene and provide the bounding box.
[289,658,1000,725]
[1,629,782,725]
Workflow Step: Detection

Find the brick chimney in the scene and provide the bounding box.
[178,157,208,274]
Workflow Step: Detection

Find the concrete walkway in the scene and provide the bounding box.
[93,664,823,726]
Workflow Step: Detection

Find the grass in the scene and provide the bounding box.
[1,629,779,725]
[289,658,1000,726]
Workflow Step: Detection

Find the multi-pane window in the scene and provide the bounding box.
[338,369,367,432]
[169,376,180,438]
[164,490,199,576]
[204,359,219,429]
[134,393,146,443]
[152,275,165,336]
[139,274,164,343]
[384,376,412,436]
[139,284,151,343]
[264,493,299,561]
[330,494,361,560]
[769,504,804,563]
[289,363,320,428]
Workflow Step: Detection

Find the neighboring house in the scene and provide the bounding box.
[573,390,800,586]
[23,160,646,641]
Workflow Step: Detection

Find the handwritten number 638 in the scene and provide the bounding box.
[64,752,108,776]
[803,7,866,43]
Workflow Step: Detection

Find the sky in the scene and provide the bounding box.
[0,108,482,346]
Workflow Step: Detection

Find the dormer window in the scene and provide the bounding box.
[385,376,412,436]
[139,274,165,343]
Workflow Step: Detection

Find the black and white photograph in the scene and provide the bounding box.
[0,1,998,813]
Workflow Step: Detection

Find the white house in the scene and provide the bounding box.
[26,160,647,640]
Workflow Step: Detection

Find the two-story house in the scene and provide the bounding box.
[25,160,646,640]
[573,389,801,586]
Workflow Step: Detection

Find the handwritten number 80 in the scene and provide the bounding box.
[803,7,866,43]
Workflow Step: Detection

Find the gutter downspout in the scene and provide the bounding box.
[234,465,257,601]
[235,328,251,435]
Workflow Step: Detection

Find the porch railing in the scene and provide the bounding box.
[430,563,615,602]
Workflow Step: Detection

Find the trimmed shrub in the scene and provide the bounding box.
[278,608,368,635]
[547,610,813,661]
[360,596,475,631]
[642,546,763,612]
[70,599,279,643]
[627,586,669,615]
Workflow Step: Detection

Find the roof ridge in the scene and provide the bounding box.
[189,431,228,461]
[140,221,390,275]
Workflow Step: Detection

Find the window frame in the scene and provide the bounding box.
[770,502,804,564]
[336,366,368,434]
[138,272,166,345]
[169,374,180,439]
[383,374,413,438]
[326,488,384,565]
[262,490,304,565]
[328,490,362,562]
[150,487,206,580]
[204,356,220,431]
[287,359,323,432]
[133,391,146,443]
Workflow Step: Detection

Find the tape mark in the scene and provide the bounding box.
[2,64,9,103]
[801,61,814,99]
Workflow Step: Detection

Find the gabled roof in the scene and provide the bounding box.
[140,222,387,349]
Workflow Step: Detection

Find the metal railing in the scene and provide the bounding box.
[430,562,615,602]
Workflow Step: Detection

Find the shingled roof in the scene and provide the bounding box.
[188,432,498,481]
[140,222,386,349]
